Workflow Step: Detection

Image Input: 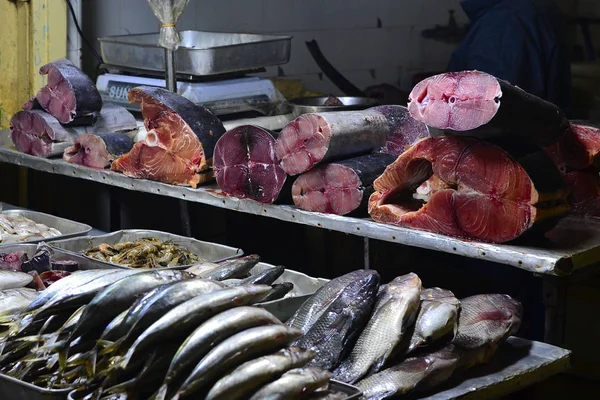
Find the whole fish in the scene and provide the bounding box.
[0,270,33,290]
[308,391,348,400]
[261,282,294,303]
[220,278,242,287]
[287,270,377,333]
[0,288,38,316]
[29,269,143,319]
[452,294,522,368]
[118,284,271,370]
[293,270,380,370]
[186,262,223,277]
[158,306,283,399]
[239,265,285,286]
[203,255,261,280]
[248,367,332,400]
[170,325,303,400]
[356,345,461,400]
[407,288,460,354]
[452,294,522,350]
[67,270,190,345]
[334,273,422,383]
[98,308,132,344]
[205,347,315,400]
[24,269,120,312]
[100,278,224,354]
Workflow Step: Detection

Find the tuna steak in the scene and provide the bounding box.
[35,58,103,125]
[407,71,569,147]
[370,105,430,157]
[111,87,226,187]
[545,121,600,171]
[292,153,396,215]
[10,105,137,158]
[213,125,287,204]
[63,132,133,169]
[368,136,570,243]
[275,110,388,175]
[562,170,600,217]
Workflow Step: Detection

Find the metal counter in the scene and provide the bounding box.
[1,142,600,276]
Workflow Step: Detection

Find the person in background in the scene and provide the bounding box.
[367,0,572,113]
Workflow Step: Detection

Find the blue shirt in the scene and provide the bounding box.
[447,0,572,113]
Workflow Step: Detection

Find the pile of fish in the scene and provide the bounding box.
[0,258,355,400]
[287,270,522,400]
[10,59,138,162]
[0,213,62,244]
[84,238,202,268]
[1,243,81,290]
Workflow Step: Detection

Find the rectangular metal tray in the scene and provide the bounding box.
[0,243,124,270]
[49,230,243,269]
[252,262,328,321]
[99,31,292,77]
[0,210,92,248]
[328,380,362,399]
[0,373,69,400]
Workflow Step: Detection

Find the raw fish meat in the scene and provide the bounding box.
[0,252,26,271]
[292,153,395,215]
[408,71,569,147]
[35,58,102,125]
[111,87,226,187]
[213,125,287,204]
[11,105,137,158]
[63,132,133,169]
[546,121,600,171]
[275,110,388,175]
[562,170,600,217]
[369,136,570,243]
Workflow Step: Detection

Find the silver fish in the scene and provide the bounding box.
[99,277,223,354]
[248,367,332,400]
[203,255,261,281]
[0,270,33,290]
[334,273,421,384]
[0,288,38,316]
[24,269,120,312]
[220,278,243,287]
[293,270,380,371]
[171,325,303,400]
[67,270,190,345]
[308,391,348,400]
[205,347,315,400]
[287,270,377,333]
[239,265,285,286]
[99,308,130,343]
[356,345,461,400]
[407,287,459,354]
[186,262,223,277]
[118,284,271,370]
[260,282,295,303]
[159,306,283,398]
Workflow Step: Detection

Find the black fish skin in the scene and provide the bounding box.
[95,133,134,157]
[292,270,380,370]
[37,58,103,123]
[130,86,226,160]
[370,105,430,157]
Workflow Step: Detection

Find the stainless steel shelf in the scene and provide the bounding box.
[2,140,600,276]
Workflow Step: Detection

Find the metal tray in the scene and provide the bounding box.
[289,96,379,117]
[49,230,243,269]
[328,380,362,399]
[0,210,92,248]
[0,373,69,400]
[251,262,328,321]
[99,31,292,77]
[0,243,124,271]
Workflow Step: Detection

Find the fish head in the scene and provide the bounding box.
[418,302,459,342]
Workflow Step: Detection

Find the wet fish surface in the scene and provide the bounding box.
[248,367,333,400]
[0,270,34,290]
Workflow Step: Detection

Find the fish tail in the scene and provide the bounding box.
[104,378,135,394]
[98,337,124,356]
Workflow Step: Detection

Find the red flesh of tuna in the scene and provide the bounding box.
[408,71,501,131]
[545,122,600,171]
[63,134,112,169]
[213,125,287,204]
[111,89,208,188]
[369,137,569,243]
[275,111,388,175]
[562,170,600,217]
[10,110,75,157]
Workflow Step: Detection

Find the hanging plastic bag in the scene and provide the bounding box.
[146,0,190,50]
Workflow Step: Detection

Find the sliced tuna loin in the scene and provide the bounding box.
[275,110,389,175]
[562,170,600,217]
[36,58,102,125]
[10,105,137,158]
[545,121,600,171]
[111,87,226,188]
[10,110,78,157]
[292,153,396,215]
[22,96,42,111]
[408,71,569,147]
[213,125,287,204]
[63,133,133,169]
[369,105,430,157]
[369,137,570,243]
